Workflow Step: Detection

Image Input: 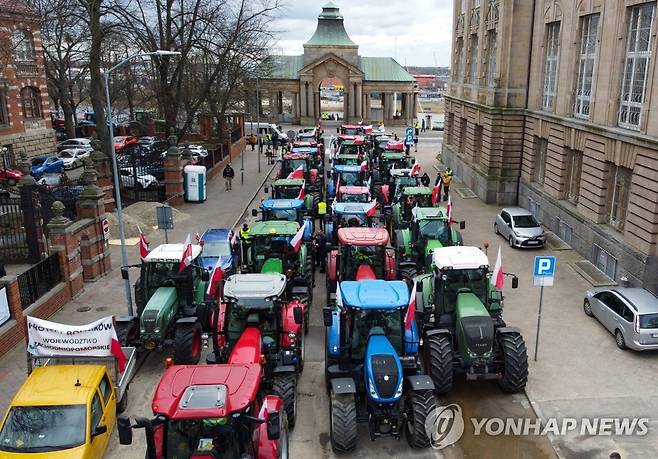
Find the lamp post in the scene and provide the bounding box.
[256,75,261,173]
[103,50,181,315]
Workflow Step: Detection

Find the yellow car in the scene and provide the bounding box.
[0,365,116,458]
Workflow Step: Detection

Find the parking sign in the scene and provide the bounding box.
[405,127,414,145]
[533,256,556,286]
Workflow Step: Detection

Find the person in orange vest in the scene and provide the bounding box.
[442,168,453,201]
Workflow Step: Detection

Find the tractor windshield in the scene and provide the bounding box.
[252,236,291,272]
[165,417,236,459]
[338,172,364,186]
[345,245,384,279]
[440,268,488,313]
[283,159,308,176]
[225,300,277,348]
[341,192,369,203]
[350,308,403,360]
[145,261,183,294]
[268,208,298,221]
[419,219,452,245]
[275,185,302,199]
[338,214,366,227]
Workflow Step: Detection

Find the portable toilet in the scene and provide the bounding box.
[183,164,207,202]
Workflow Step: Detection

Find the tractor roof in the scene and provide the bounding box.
[152,364,262,420]
[332,202,370,215]
[283,153,310,160]
[339,280,409,309]
[337,153,359,159]
[224,273,287,300]
[339,185,369,194]
[145,243,201,262]
[337,134,357,141]
[334,164,363,173]
[341,138,364,146]
[341,124,362,129]
[274,178,305,186]
[261,198,304,210]
[293,140,317,147]
[412,207,447,220]
[291,147,318,154]
[433,246,489,271]
[249,220,300,236]
[402,186,433,196]
[382,152,406,159]
[390,168,412,177]
[385,141,405,151]
[337,227,389,246]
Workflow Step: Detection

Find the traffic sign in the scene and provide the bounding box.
[101,218,110,240]
[405,127,414,145]
[533,256,556,286]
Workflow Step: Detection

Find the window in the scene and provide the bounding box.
[564,148,583,203]
[593,244,618,279]
[486,31,497,87]
[621,304,634,323]
[99,375,113,404]
[533,137,548,184]
[471,0,481,30]
[455,38,464,81]
[529,198,541,221]
[542,22,561,111]
[574,14,599,118]
[473,124,483,164]
[20,87,41,119]
[459,117,467,154]
[470,35,479,84]
[556,218,573,245]
[618,3,655,129]
[608,164,631,229]
[90,393,103,428]
[12,29,34,62]
[0,86,8,126]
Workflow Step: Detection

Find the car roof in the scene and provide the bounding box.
[433,246,489,270]
[12,365,105,406]
[200,228,231,242]
[224,273,287,299]
[339,280,409,309]
[145,243,202,262]
[502,207,533,217]
[262,198,304,210]
[337,227,389,246]
[609,288,658,313]
[249,220,300,236]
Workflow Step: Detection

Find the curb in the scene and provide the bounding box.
[524,386,565,459]
[231,160,277,231]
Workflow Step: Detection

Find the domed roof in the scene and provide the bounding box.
[304,3,356,47]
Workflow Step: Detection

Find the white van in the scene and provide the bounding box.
[246,122,288,142]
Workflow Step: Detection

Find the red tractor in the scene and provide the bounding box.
[326,227,396,303]
[278,152,324,207]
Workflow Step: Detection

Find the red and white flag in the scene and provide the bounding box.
[410,161,421,176]
[230,230,238,245]
[360,160,368,172]
[491,246,504,289]
[405,282,417,331]
[289,222,307,252]
[179,234,193,272]
[287,165,305,179]
[335,177,341,197]
[206,259,224,300]
[195,231,201,243]
[297,181,306,200]
[446,195,453,225]
[431,183,441,206]
[111,328,128,373]
[365,199,378,217]
[138,225,150,260]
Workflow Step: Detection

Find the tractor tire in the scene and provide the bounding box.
[497,332,529,393]
[292,290,311,336]
[297,319,306,374]
[115,321,137,347]
[310,191,321,218]
[373,184,383,203]
[278,410,290,459]
[426,333,453,395]
[405,389,437,448]
[329,390,357,453]
[272,373,297,429]
[117,385,129,414]
[172,322,202,365]
[399,266,418,284]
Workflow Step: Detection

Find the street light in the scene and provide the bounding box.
[103,49,181,315]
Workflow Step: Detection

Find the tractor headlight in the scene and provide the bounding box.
[394,380,403,398]
[154,328,160,334]
[368,378,379,400]
[288,332,296,342]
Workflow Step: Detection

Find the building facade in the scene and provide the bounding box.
[443,0,658,293]
[0,0,55,166]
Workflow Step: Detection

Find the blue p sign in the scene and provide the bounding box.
[534,256,556,277]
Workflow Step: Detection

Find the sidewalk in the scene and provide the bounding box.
[0,146,276,416]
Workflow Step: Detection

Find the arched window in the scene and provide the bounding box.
[20,87,41,119]
[0,83,9,126]
[13,29,35,62]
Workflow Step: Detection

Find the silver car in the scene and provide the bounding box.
[584,287,658,351]
[494,207,546,248]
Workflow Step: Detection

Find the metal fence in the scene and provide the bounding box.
[117,145,166,205]
[38,179,84,232]
[17,252,62,309]
[0,194,29,262]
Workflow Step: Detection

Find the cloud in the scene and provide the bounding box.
[271,0,453,66]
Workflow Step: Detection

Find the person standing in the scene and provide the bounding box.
[314,230,327,273]
[317,200,327,231]
[442,167,453,201]
[414,120,420,136]
[421,118,426,132]
[272,129,279,154]
[420,172,430,187]
[222,163,235,191]
[413,135,418,152]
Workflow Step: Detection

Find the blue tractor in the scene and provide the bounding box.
[322,280,438,452]
[252,198,314,241]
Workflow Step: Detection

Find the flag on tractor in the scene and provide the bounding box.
[110,327,127,373]
[179,234,193,272]
[360,160,368,172]
[287,165,305,179]
[365,199,378,217]
[206,259,224,300]
[335,177,341,197]
[431,183,442,205]
[297,181,305,200]
[195,231,201,243]
[138,225,150,260]
[230,230,238,245]
[410,161,421,176]
[491,246,504,289]
[405,282,417,330]
[290,222,307,252]
[447,195,453,225]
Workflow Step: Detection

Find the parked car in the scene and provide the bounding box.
[31,155,64,177]
[59,148,90,169]
[184,144,209,159]
[431,119,444,130]
[37,172,65,187]
[584,287,658,351]
[119,168,157,189]
[0,167,22,186]
[198,228,237,274]
[114,136,138,153]
[56,137,92,152]
[494,207,546,248]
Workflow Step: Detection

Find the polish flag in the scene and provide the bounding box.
[360,160,368,172]
[110,327,127,373]
[410,161,421,176]
[446,195,453,225]
[179,234,193,272]
[138,225,150,260]
[431,183,441,205]
[335,177,341,197]
[195,231,201,243]
[206,259,224,300]
[230,230,238,245]
[405,282,417,331]
[297,181,305,200]
[287,165,304,179]
[491,246,504,289]
[365,199,378,217]
[290,221,307,252]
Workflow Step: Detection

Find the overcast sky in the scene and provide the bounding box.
[270,0,454,67]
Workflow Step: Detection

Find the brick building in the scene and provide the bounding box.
[0,0,55,166]
[443,0,658,293]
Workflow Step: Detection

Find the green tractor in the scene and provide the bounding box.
[390,186,435,231]
[268,178,317,216]
[394,207,465,280]
[414,246,528,395]
[117,244,210,364]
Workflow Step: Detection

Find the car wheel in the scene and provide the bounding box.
[583,299,593,317]
[494,223,499,235]
[615,330,626,350]
[509,236,515,248]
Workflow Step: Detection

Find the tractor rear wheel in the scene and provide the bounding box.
[115,321,138,347]
[272,373,297,429]
[405,389,437,448]
[497,332,529,393]
[329,390,357,453]
[297,322,305,374]
[277,410,290,459]
[399,266,418,284]
[172,322,202,365]
[426,333,453,395]
[310,191,321,218]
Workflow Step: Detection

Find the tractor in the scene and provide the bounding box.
[268,178,316,215]
[253,198,314,241]
[338,124,365,136]
[117,244,210,364]
[323,280,438,452]
[336,138,366,157]
[414,246,528,395]
[117,360,289,458]
[395,206,465,280]
[325,202,380,245]
[390,186,435,231]
[326,227,396,303]
[278,152,323,201]
[372,151,414,202]
[327,164,369,199]
[385,168,420,204]
[290,141,324,169]
[335,185,371,203]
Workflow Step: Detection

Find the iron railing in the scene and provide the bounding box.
[17,252,62,309]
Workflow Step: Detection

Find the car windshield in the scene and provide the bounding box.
[351,308,403,360]
[513,215,539,228]
[202,241,232,257]
[166,418,233,458]
[31,158,45,166]
[639,314,658,329]
[441,268,488,313]
[59,152,74,158]
[0,405,86,452]
[419,219,451,244]
[341,193,369,203]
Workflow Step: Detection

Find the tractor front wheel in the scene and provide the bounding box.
[399,266,418,285]
[497,332,529,393]
[426,333,453,395]
[172,322,202,365]
[329,390,357,453]
[405,389,437,448]
[277,410,290,459]
[272,373,297,429]
[297,322,306,373]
